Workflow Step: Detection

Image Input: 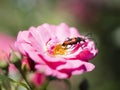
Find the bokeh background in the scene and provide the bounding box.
[0,0,120,90]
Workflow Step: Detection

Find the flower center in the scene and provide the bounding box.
[53,44,67,55]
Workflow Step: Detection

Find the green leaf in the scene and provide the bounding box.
[0,75,30,90]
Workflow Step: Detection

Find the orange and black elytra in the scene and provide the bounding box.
[62,37,86,47]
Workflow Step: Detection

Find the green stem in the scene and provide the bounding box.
[40,78,50,90]
[13,61,33,90]
[19,70,33,90]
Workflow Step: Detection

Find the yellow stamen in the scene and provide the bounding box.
[53,44,67,55]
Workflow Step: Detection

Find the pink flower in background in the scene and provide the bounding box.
[15,23,98,79]
[57,0,102,24]
[0,33,15,65]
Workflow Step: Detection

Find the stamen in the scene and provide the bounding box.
[53,44,67,55]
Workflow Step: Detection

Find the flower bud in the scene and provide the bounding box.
[10,51,22,63]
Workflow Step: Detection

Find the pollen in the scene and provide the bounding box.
[53,44,67,55]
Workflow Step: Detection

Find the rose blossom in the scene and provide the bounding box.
[15,23,98,79]
[0,33,15,67]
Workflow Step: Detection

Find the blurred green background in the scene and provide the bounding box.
[0,0,120,90]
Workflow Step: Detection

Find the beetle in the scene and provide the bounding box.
[62,37,86,48]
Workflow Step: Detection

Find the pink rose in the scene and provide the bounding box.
[0,33,15,66]
[15,23,98,79]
